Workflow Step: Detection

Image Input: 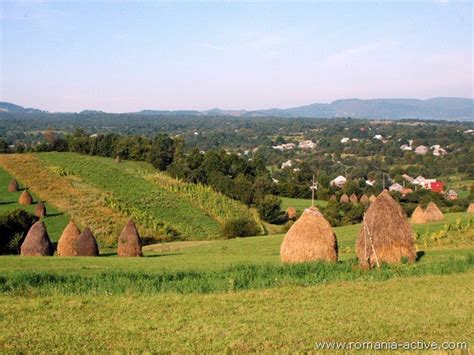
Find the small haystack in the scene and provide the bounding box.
[340,194,349,203]
[356,191,415,268]
[369,194,377,203]
[424,202,444,222]
[468,203,474,213]
[34,202,47,218]
[75,228,99,256]
[8,179,19,192]
[18,190,33,205]
[280,207,338,263]
[117,219,143,257]
[350,193,358,204]
[286,207,297,220]
[360,194,369,205]
[57,221,82,256]
[411,206,427,224]
[20,221,53,256]
[329,195,337,202]
[115,155,121,163]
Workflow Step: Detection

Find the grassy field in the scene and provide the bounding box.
[280,196,328,213]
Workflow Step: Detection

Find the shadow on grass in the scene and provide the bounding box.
[45,212,64,218]
[416,251,426,262]
[98,252,182,258]
[0,201,16,205]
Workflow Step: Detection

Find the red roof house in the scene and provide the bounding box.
[430,181,444,193]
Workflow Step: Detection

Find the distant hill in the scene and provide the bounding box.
[1,97,473,120]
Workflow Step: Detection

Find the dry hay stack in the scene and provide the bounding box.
[468,203,474,213]
[34,201,47,218]
[411,206,427,224]
[115,155,121,163]
[369,194,377,203]
[57,221,82,256]
[424,202,444,222]
[350,193,358,204]
[75,228,99,256]
[8,179,19,192]
[280,207,338,264]
[340,194,349,203]
[356,191,415,268]
[286,207,297,220]
[19,190,33,205]
[117,219,143,257]
[360,194,369,205]
[329,195,337,202]
[20,221,53,256]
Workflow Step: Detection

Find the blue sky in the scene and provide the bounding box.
[1,1,472,112]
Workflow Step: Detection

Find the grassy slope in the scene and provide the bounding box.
[1,272,472,352]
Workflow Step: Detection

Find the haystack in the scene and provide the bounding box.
[329,195,337,202]
[411,206,427,224]
[19,190,33,205]
[20,221,53,256]
[57,221,82,256]
[286,207,297,220]
[424,202,444,222]
[356,191,415,268]
[369,194,377,203]
[350,193,358,204]
[117,219,143,257]
[360,194,369,205]
[340,194,349,203]
[75,228,99,256]
[8,179,18,192]
[280,207,338,263]
[468,203,474,213]
[115,155,121,163]
[34,201,47,218]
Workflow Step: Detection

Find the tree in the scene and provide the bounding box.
[147,134,175,171]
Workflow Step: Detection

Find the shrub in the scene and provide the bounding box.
[256,194,282,223]
[221,218,259,239]
[0,209,37,255]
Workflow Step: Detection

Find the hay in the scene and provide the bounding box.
[20,221,53,256]
[117,219,143,257]
[356,191,415,268]
[369,194,377,203]
[468,203,474,213]
[411,206,427,224]
[57,222,82,256]
[350,193,358,204]
[115,155,121,163]
[329,195,337,202]
[359,194,369,205]
[34,201,47,218]
[286,207,297,220]
[8,179,18,192]
[19,190,33,205]
[75,228,99,256]
[340,194,349,203]
[424,202,444,222]
[280,207,338,263]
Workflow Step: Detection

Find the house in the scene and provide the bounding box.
[430,181,444,193]
[402,174,414,183]
[272,178,279,184]
[446,189,458,200]
[400,144,412,151]
[281,160,293,169]
[298,140,317,149]
[365,179,376,187]
[412,176,436,188]
[351,138,359,142]
[341,137,350,143]
[272,143,296,151]
[330,176,347,188]
[432,145,447,156]
[401,188,413,196]
[415,145,429,155]
[389,183,403,192]
[373,134,383,140]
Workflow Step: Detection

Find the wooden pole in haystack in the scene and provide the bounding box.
[310,175,318,208]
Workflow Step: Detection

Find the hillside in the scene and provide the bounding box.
[0,153,260,244]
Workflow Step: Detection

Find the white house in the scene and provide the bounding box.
[414,145,429,155]
[281,160,293,169]
[389,183,403,192]
[298,140,317,149]
[330,175,347,188]
[400,144,412,151]
[341,137,350,143]
[373,134,383,140]
[365,179,376,186]
[272,143,296,151]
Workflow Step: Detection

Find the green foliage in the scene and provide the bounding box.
[222,218,260,239]
[0,209,36,255]
[256,194,282,223]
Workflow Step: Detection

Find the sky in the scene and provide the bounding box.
[0,1,473,112]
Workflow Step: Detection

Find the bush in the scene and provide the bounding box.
[256,194,282,223]
[221,218,260,239]
[0,209,37,255]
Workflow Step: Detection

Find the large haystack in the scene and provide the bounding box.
[356,191,415,268]
[350,193,358,204]
[411,206,427,224]
[468,203,474,213]
[340,194,349,203]
[8,179,18,192]
[424,202,444,222]
[19,190,33,205]
[117,219,143,257]
[329,195,337,202]
[75,228,99,256]
[369,194,377,203]
[34,201,47,218]
[280,207,338,263]
[360,194,369,205]
[57,221,82,256]
[286,207,297,220]
[20,221,53,256]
